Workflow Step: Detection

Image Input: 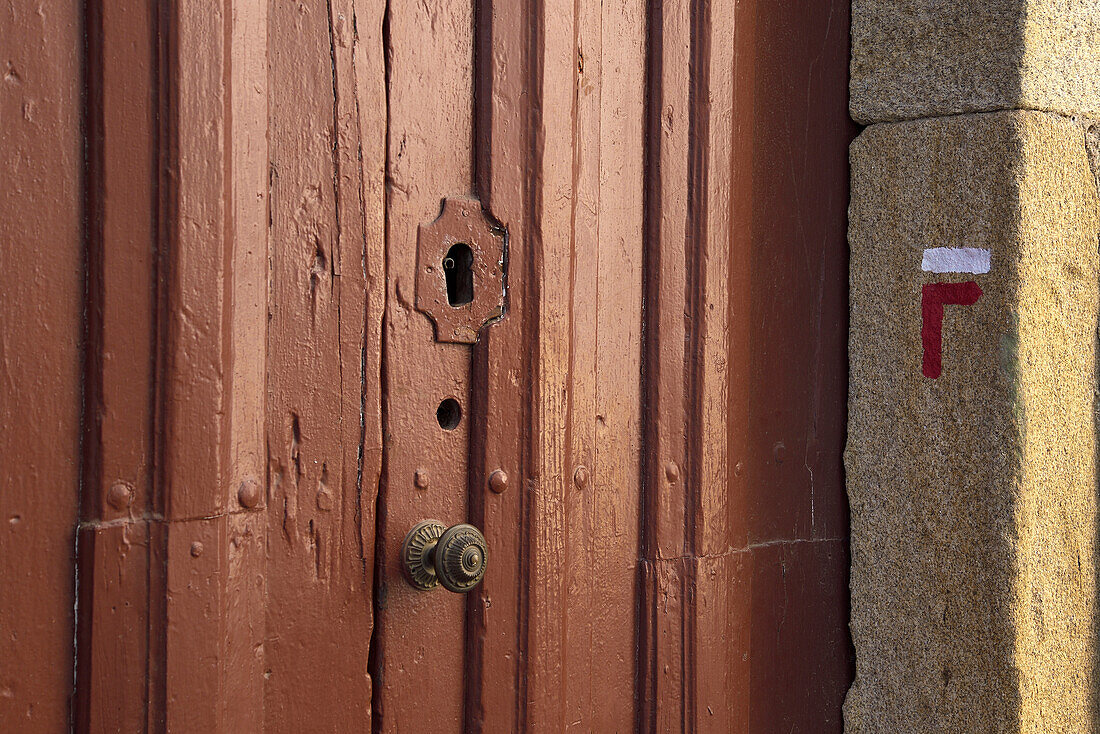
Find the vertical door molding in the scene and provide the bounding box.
[78,1,387,730]
[638,1,856,731]
[78,0,166,727]
[464,0,534,730]
[0,1,83,730]
[639,0,745,729]
[79,0,272,728]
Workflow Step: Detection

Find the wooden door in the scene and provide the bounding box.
[4,0,852,731]
[371,0,855,731]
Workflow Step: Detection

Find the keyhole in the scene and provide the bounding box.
[443,243,474,307]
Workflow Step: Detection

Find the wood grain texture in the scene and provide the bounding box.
[527,0,574,728]
[478,0,649,729]
[371,0,475,729]
[266,0,382,727]
[0,2,83,730]
[568,0,647,727]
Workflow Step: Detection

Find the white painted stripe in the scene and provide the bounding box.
[921,247,991,274]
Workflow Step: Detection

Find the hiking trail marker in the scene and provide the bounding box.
[919,248,989,378]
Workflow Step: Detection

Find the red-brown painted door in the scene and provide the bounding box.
[370,1,855,732]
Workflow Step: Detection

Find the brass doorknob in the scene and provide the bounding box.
[401,520,487,593]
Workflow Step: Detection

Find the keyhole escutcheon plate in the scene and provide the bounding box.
[415,196,506,343]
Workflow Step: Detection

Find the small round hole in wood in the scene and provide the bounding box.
[436,398,462,430]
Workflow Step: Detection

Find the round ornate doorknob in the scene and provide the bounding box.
[401,520,487,593]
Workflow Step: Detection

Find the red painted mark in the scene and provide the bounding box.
[921,281,983,379]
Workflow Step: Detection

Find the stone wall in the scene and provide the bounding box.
[846,2,1100,731]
